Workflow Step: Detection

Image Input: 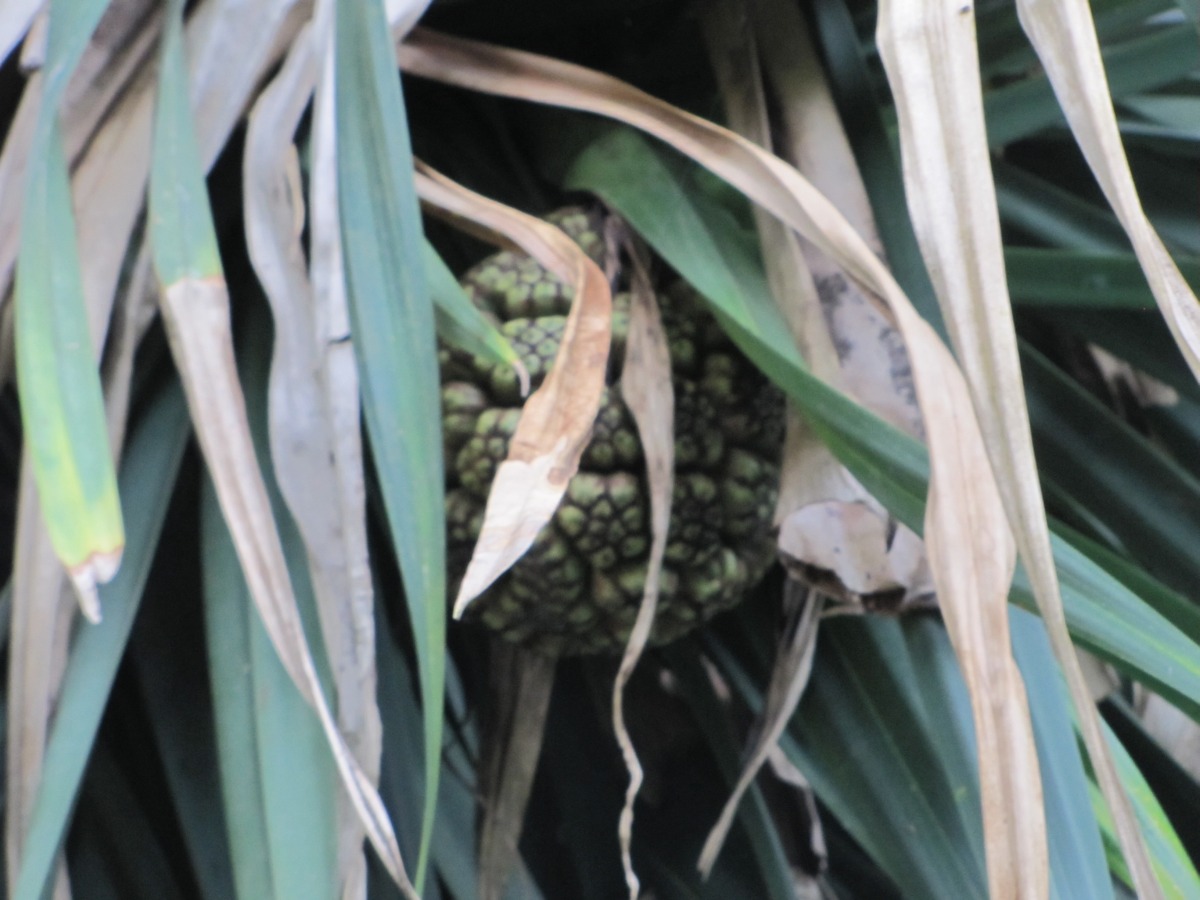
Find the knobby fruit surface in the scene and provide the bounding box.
[441,208,783,655]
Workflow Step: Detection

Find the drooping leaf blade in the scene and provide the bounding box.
[335,1,445,889]
[15,0,123,614]
[12,380,190,900]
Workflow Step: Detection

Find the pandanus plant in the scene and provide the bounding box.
[1,1,1200,898]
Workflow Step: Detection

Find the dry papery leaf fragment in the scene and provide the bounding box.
[878,0,1158,894]
[611,257,675,900]
[396,25,1043,896]
[412,162,613,617]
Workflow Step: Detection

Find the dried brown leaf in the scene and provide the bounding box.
[413,164,613,615]
[611,261,674,900]
[698,580,821,878]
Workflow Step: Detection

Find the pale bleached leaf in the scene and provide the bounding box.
[778,501,927,599]
[1138,693,1200,785]
[244,14,381,895]
[0,0,40,70]
[611,265,674,900]
[878,1,1151,894]
[384,0,431,40]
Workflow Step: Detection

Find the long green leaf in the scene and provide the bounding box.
[426,241,520,369]
[1010,609,1114,900]
[128,557,238,900]
[16,0,123,612]
[984,23,1199,146]
[1104,696,1200,867]
[1097,721,1200,897]
[11,380,190,900]
[335,2,444,889]
[202,307,339,900]
[994,161,1131,253]
[1148,395,1200,479]
[1023,342,1200,606]
[148,0,221,281]
[709,615,988,899]
[202,470,338,900]
[1005,247,1200,310]
[69,740,187,899]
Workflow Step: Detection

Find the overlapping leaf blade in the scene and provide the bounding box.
[335,1,445,888]
[561,122,1200,717]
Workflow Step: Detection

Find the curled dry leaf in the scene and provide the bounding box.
[778,501,931,608]
[610,259,674,900]
[413,163,612,615]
